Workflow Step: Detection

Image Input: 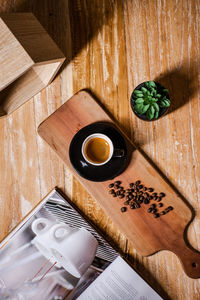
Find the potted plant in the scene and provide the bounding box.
[130,81,170,121]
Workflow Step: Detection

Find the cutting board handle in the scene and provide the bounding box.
[171,239,200,279]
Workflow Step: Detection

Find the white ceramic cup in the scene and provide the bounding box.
[31,218,56,264]
[31,218,98,278]
[81,133,124,166]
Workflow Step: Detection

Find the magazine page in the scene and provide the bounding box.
[0,189,162,300]
[78,256,163,300]
[0,189,117,300]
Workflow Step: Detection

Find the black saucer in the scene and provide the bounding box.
[69,122,127,182]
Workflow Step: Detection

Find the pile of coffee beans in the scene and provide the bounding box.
[108,180,173,218]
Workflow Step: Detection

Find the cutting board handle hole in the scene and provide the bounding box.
[191,262,197,268]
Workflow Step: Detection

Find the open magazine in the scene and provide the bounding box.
[0,188,163,300]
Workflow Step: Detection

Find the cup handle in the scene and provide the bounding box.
[31,218,52,235]
[113,149,125,158]
[51,224,72,241]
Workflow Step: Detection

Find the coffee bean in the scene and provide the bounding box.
[144,192,149,197]
[121,207,127,212]
[129,195,133,200]
[139,185,143,189]
[160,211,165,215]
[150,204,156,209]
[147,208,152,213]
[119,194,125,199]
[112,193,117,197]
[129,183,134,188]
[114,180,121,185]
[114,185,119,189]
[136,180,141,185]
[151,209,157,214]
[109,189,115,194]
[126,196,129,201]
[152,193,157,197]
[131,188,135,193]
[120,190,125,195]
[158,203,163,207]
[126,188,131,192]
[109,183,114,188]
[139,191,143,195]
[168,206,173,210]
[159,192,165,197]
[154,213,160,218]
[130,204,136,209]
[144,199,150,204]
[157,197,162,202]
[143,187,147,191]
[153,196,158,200]
[135,203,140,208]
[148,188,154,192]
[149,196,153,200]
[124,200,130,205]
[140,196,144,200]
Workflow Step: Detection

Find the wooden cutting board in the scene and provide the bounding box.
[38,91,200,278]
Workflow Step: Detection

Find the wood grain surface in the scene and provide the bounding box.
[0,0,199,299]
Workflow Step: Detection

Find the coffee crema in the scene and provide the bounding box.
[84,137,110,164]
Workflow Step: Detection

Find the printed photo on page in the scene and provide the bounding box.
[0,189,163,300]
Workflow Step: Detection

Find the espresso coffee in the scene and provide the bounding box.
[84,137,110,164]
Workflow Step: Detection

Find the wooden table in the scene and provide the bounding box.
[0,1,199,299]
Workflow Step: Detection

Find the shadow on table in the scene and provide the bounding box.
[7,0,114,73]
[154,60,199,115]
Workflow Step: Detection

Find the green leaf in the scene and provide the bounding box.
[148,81,156,88]
[141,104,150,114]
[163,99,170,107]
[134,103,144,114]
[159,100,165,107]
[135,98,144,104]
[134,90,143,96]
[160,100,169,107]
[152,89,157,96]
[163,89,168,94]
[156,94,161,98]
[141,87,148,93]
[154,111,159,119]
[159,98,170,107]
[146,105,155,120]
[145,82,150,88]
[153,102,160,112]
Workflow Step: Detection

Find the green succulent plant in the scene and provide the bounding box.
[132,81,170,120]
